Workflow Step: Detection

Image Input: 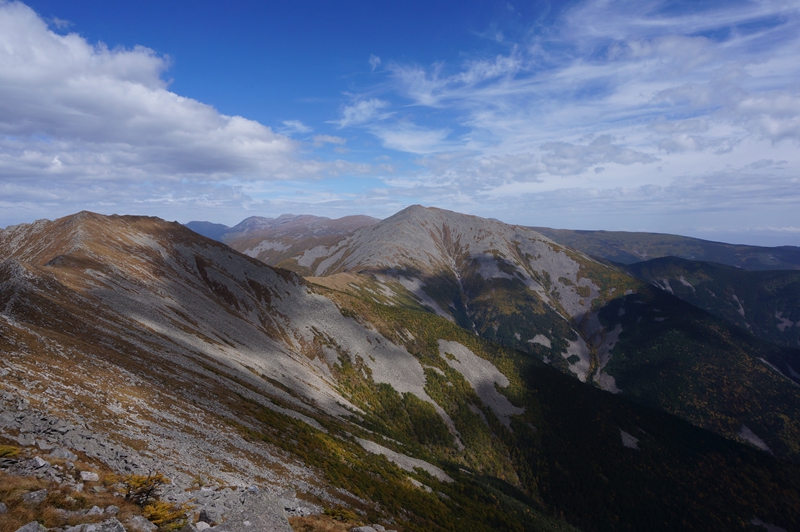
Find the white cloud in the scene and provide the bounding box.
[370,122,452,154]
[369,54,381,71]
[0,2,360,186]
[281,120,312,134]
[313,134,346,147]
[335,98,392,127]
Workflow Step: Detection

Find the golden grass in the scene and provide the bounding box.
[288,514,363,532]
[0,465,143,532]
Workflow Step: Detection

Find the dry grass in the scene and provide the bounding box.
[0,467,142,532]
[288,514,362,532]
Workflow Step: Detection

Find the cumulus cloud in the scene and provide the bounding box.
[0,1,341,186]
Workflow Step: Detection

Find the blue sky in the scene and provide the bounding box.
[1,0,799,245]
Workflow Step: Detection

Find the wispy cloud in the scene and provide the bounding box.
[323,0,800,241]
[281,120,312,134]
[369,54,381,71]
[313,134,346,147]
[334,98,392,127]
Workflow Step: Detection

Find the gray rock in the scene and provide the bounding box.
[32,457,48,469]
[210,487,292,532]
[14,522,47,532]
[198,510,219,526]
[22,489,48,504]
[104,506,120,516]
[126,515,158,532]
[86,506,104,516]
[49,448,78,461]
[372,526,386,532]
[350,527,378,532]
[96,520,127,532]
[80,471,100,482]
[67,518,127,532]
[195,523,211,531]
[0,502,7,514]
[36,440,55,451]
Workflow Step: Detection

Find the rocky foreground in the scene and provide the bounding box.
[0,391,397,532]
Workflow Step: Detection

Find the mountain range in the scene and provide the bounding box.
[1,207,799,532]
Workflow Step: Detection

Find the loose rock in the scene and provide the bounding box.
[50,448,79,461]
[208,486,292,532]
[80,471,100,482]
[14,522,47,532]
[22,489,48,504]
[126,515,158,532]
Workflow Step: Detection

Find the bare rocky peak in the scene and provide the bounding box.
[306,205,600,320]
[313,204,552,274]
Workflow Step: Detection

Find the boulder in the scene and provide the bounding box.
[126,515,158,532]
[208,487,292,532]
[22,489,48,504]
[14,522,47,532]
[49,448,78,461]
[0,502,7,514]
[80,471,100,482]
[66,518,126,532]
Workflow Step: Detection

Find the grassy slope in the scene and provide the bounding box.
[624,256,800,349]
[309,282,800,532]
[598,289,800,462]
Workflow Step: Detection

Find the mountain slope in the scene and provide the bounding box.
[531,227,800,270]
[623,256,800,349]
[293,205,800,463]
[3,212,800,530]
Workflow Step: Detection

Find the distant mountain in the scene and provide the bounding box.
[224,214,379,271]
[3,210,800,531]
[186,214,378,247]
[249,205,800,463]
[185,220,230,240]
[531,227,800,270]
[623,256,800,349]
